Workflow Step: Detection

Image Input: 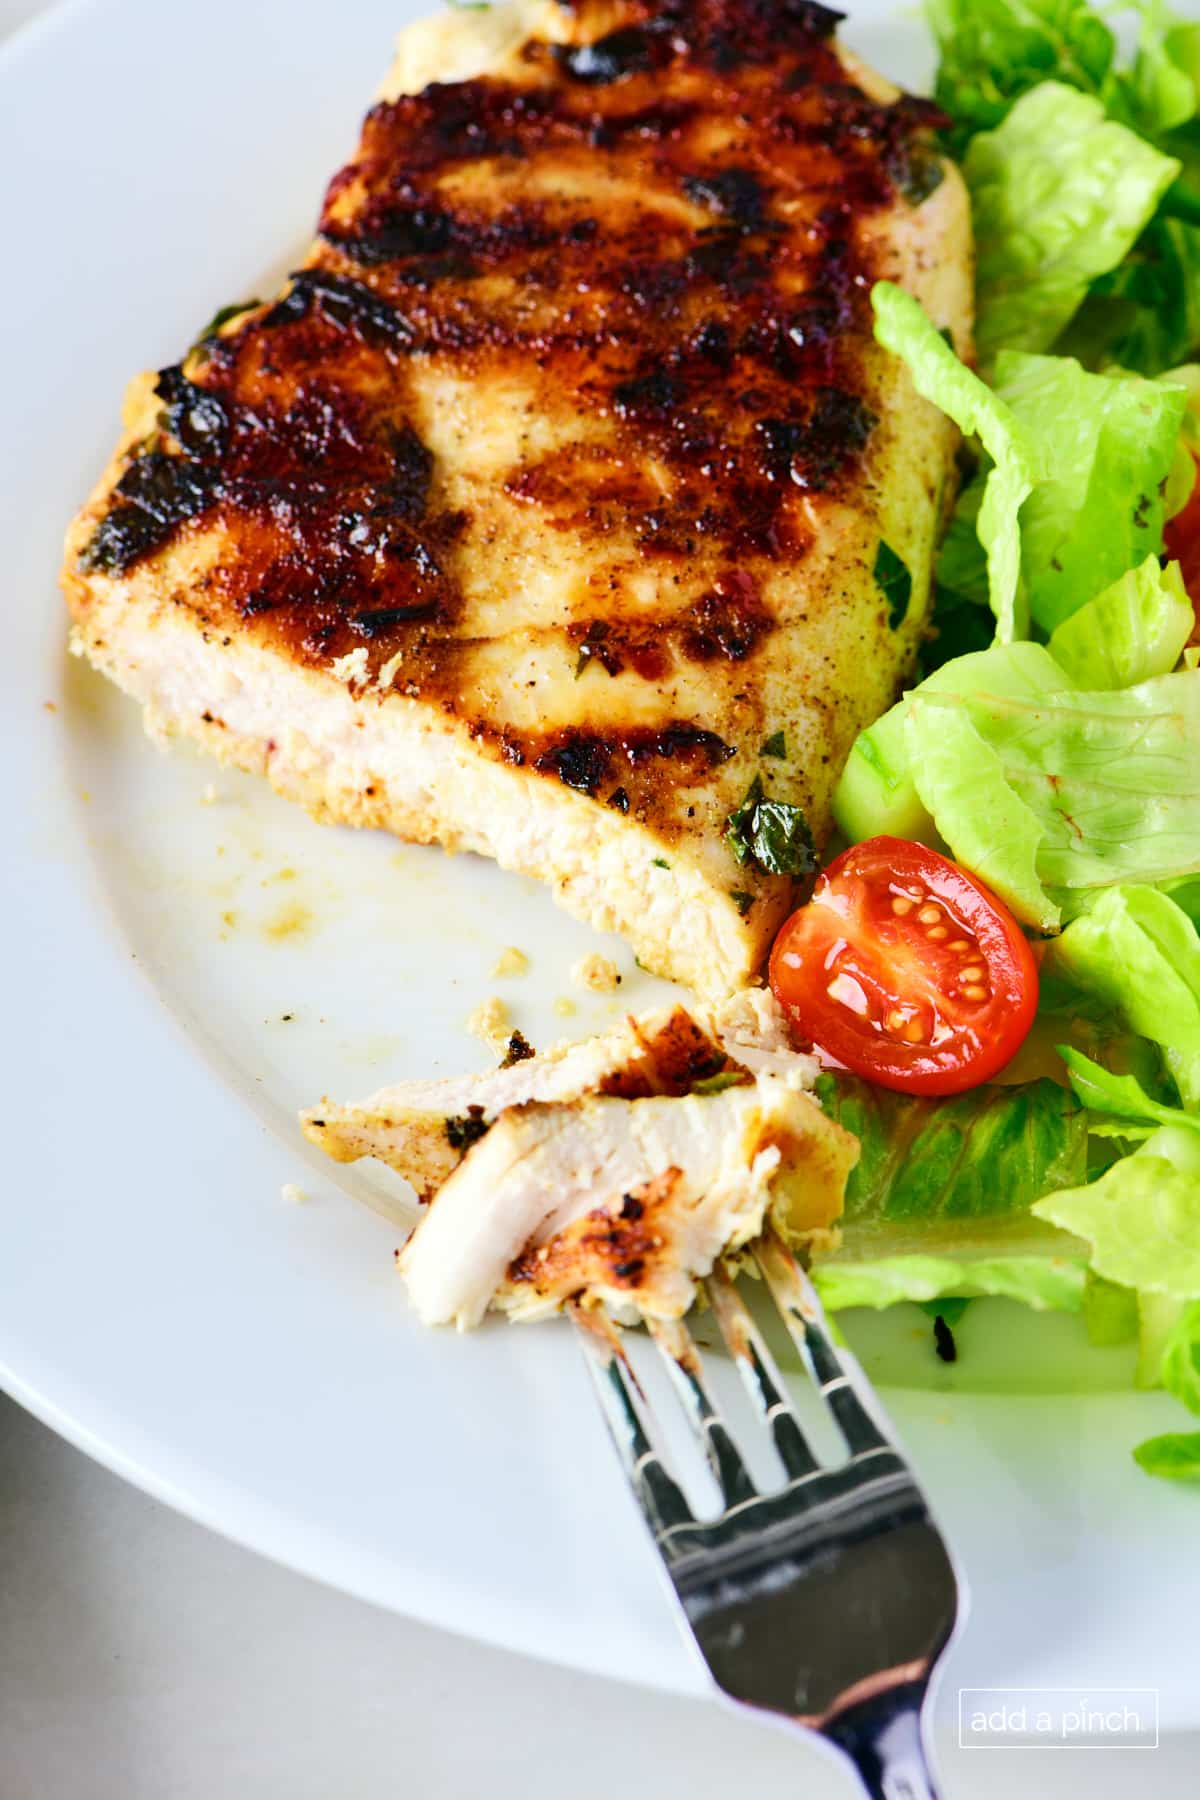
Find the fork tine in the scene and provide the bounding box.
[756,1230,889,1458]
[569,1304,694,1535]
[706,1264,821,1479]
[644,1313,757,1508]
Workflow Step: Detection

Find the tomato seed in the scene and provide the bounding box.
[959,965,984,982]
[927,925,949,941]
[917,904,941,925]
[891,896,914,916]
[962,985,988,1001]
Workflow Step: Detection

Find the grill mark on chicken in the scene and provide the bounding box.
[65,0,971,989]
[78,0,943,678]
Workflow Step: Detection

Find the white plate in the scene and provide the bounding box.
[3,0,1197,1725]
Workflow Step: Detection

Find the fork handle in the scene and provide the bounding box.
[823,1686,942,1800]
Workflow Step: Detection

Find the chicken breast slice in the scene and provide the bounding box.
[61,0,972,1000]
[399,1074,855,1328]
[301,988,817,1197]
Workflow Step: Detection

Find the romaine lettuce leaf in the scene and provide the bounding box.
[966,84,1180,366]
[906,701,1054,926]
[1125,10,1200,138]
[905,670,1200,924]
[872,283,1039,641]
[1058,1045,1200,1138]
[1134,1298,1200,1481]
[831,641,1068,903]
[1062,217,1200,375]
[926,1,1117,150]
[1047,886,1200,1106]
[994,351,1187,631]
[814,1253,1085,1313]
[1032,1122,1200,1293]
[1160,1296,1200,1407]
[1046,556,1193,686]
[811,1074,1087,1310]
[1082,1269,1139,1344]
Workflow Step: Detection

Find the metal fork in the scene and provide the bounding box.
[571,1226,963,1798]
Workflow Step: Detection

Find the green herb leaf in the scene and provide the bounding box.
[725,776,815,877]
[873,540,914,629]
[760,730,787,759]
[690,1070,750,1096]
[651,857,670,869]
[194,298,261,344]
[729,889,755,916]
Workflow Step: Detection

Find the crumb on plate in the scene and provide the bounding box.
[467,995,511,1051]
[570,953,622,994]
[491,945,530,978]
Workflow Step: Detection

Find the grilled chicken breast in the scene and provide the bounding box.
[301,986,815,1197]
[62,0,972,996]
[399,1073,854,1327]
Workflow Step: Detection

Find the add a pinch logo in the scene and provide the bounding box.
[959,1688,1159,1750]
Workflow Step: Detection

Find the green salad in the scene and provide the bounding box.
[804,0,1200,1482]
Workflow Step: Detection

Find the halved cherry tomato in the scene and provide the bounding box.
[769,837,1038,1096]
[1165,450,1200,641]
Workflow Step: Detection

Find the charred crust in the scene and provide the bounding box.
[445,1105,490,1150]
[500,1030,536,1067]
[79,0,935,832]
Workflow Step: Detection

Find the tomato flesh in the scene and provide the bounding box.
[1165,450,1200,640]
[769,837,1038,1095]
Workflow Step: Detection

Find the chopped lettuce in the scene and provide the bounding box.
[1134,1299,1200,1481]
[1063,217,1200,375]
[906,700,1054,926]
[908,670,1200,924]
[814,1254,1085,1313]
[872,284,1038,641]
[1046,556,1193,686]
[1047,886,1200,1107]
[925,0,1200,378]
[811,1074,1087,1310]
[831,641,1066,882]
[1082,1270,1139,1345]
[994,351,1187,632]
[836,642,1200,929]
[1058,1046,1200,1139]
[874,297,1186,650]
[966,84,1180,366]
[926,1,1117,149]
[1124,11,1200,138]
[1160,1296,1200,1407]
[1032,1123,1200,1293]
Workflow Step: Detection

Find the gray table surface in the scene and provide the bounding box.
[4,1,1200,1793]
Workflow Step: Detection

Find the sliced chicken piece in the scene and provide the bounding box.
[301,987,817,1196]
[399,1074,855,1328]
